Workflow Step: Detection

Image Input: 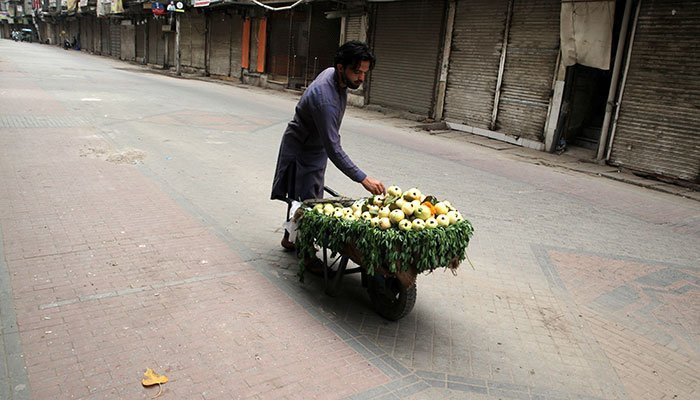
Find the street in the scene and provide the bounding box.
[0,40,698,400]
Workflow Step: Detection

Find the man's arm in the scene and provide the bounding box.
[312,103,385,195]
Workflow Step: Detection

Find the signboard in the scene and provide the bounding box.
[194,0,209,7]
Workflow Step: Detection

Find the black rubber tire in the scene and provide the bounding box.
[368,275,417,321]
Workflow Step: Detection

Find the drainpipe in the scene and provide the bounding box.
[605,0,642,161]
[491,0,514,131]
[433,0,456,121]
[596,0,633,161]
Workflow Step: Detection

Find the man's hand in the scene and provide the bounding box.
[361,177,385,195]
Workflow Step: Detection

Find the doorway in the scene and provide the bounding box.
[557,0,627,154]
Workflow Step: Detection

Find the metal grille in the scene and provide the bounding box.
[497,0,560,141]
[110,22,121,59]
[369,0,445,116]
[443,0,509,129]
[610,0,700,183]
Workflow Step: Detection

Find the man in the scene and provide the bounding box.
[271,41,385,251]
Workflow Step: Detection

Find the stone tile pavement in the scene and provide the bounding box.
[1,40,698,400]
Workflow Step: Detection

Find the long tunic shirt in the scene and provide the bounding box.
[271,67,367,201]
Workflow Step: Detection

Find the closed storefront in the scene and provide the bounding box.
[136,21,146,62]
[180,12,206,70]
[121,22,135,61]
[110,20,121,58]
[208,10,243,77]
[369,0,445,116]
[344,14,365,42]
[148,17,164,65]
[101,18,110,55]
[443,0,509,130]
[609,0,700,183]
[497,0,560,141]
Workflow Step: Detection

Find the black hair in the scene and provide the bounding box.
[334,41,376,70]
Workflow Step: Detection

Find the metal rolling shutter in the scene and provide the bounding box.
[110,21,121,58]
[148,18,164,65]
[230,17,243,78]
[345,15,362,42]
[210,11,232,76]
[610,0,700,182]
[369,0,445,116]
[443,0,509,129]
[101,19,110,55]
[497,0,560,141]
[136,22,145,60]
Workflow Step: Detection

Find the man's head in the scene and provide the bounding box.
[334,41,376,90]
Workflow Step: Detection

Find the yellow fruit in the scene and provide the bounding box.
[378,206,391,218]
[425,217,438,229]
[414,205,431,220]
[379,217,392,230]
[434,202,449,215]
[387,186,402,197]
[313,204,324,213]
[389,209,405,224]
[398,219,412,232]
[354,209,362,219]
[401,202,415,217]
[373,195,385,206]
[370,217,380,227]
[361,211,372,221]
[447,211,458,224]
[412,219,426,231]
[436,215,450,227]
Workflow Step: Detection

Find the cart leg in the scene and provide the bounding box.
[324,256,349,297]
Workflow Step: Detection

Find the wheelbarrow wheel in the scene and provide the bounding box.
[368,275,416,321]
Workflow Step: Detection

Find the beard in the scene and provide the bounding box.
[346,79,361,90]
[340,69,362,90]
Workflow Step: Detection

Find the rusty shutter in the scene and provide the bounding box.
[369,0,445,116]
[497,0,560,141]
[610,0,700,183]
[345,15,363,42]
[110,21,120,58]
[210,11,232,76]
[444,0,509,129]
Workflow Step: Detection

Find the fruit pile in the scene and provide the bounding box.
[310,186,465,232]
[296,186,474,279]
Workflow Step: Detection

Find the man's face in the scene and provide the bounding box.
[338,60,370,90]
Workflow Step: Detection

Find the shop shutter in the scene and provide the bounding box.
[136,22,146,60]
[610,0,700,182]
[345,15,363,42]
[110,21,120,58]
[443,0,509,129]
[497,0,560,141]
[101,19,110,55]
[369,0,445,116]
[210,11,232,76]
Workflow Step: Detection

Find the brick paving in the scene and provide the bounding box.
[1,40,699,400]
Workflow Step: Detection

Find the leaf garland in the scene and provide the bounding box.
[295,208,474,281]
